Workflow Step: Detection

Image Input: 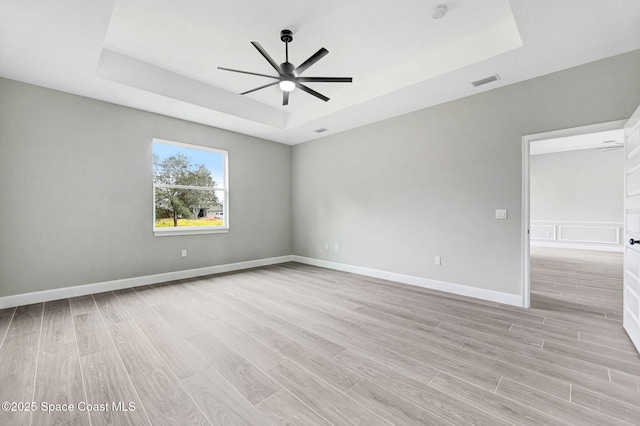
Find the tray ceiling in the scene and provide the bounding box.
[1,0,640,144]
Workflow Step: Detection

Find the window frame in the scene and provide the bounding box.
[152,138,229,237]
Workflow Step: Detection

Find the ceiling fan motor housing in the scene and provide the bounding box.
[280,29,293,43]
[280,61,296,76]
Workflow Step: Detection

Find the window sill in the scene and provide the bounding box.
[153,227,229,237]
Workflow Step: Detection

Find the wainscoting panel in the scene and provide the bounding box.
[530,221,623,252]
[559,225,619,244]
[530,225,556,241]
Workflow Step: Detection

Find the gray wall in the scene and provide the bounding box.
[292,49,640,295]
[2,49,640,300]
[0,78,292,297]
[530,148,624,222]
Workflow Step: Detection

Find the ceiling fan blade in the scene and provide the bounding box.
[241,81,279,95]
[295,48,329,75]
[296,83,329,102]
[218,67,278,79]
[297,77,352,83]
[251,42,283,75]
[283,91,289,106]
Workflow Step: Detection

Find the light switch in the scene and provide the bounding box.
[495,209,508,219]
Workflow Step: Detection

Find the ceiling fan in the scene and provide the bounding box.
[218,29,352,106]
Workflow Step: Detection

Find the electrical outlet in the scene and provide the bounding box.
[325,243,329,250]
[334,244,339,252]
[435,256,441,265]
[181,249,187,258]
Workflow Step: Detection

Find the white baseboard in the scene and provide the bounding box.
[531,241,623,253]
[0,255,293,309]
[2,254,525,310]
[291,256,524,307]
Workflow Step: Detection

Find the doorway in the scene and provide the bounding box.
[521,120,626,308]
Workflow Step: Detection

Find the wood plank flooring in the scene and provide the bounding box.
[1,247,639,425]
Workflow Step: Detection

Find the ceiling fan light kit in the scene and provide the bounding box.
[218,29,353,106]
[279,80,296,92]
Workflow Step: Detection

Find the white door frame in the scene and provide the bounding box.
[521,120,627,308]
[623,106,640,353]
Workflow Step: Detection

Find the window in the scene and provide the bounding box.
[153,138,228,236]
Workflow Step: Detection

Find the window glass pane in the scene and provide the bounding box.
[153,141,224,187]
[152,139,227,234]
[155,187,224,228]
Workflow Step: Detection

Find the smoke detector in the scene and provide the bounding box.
[432,4,447,19]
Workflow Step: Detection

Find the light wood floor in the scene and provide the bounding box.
[1,248,639,425]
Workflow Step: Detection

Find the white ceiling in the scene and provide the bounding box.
[1,0,640,145]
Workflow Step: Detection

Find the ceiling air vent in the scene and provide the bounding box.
[314,128,329,133]
[471,74,500,88]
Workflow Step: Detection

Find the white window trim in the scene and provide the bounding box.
[152,138,229,237]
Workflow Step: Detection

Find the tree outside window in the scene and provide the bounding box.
[153,139,228,236]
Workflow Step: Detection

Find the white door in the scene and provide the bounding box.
[624,104,640,353]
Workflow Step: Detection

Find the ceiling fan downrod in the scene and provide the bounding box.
[281,29,292,63]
